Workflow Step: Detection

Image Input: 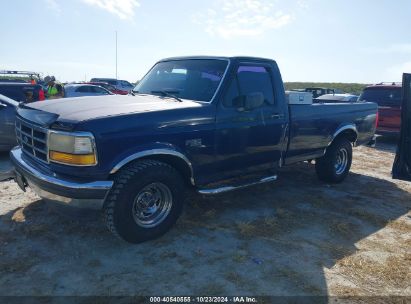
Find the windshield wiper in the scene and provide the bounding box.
[151,90,183,102]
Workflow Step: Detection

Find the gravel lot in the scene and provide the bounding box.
[0,139,410,296]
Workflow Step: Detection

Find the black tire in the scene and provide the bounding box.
[315,138,352,183]
[104,160,185,243]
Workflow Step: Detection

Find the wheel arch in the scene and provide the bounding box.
[330,124,358,146]
[109,149,195,186]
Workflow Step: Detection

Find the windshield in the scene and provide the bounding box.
[134,59,228,102]
[359,87,401,106]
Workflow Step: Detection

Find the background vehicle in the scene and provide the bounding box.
[10,56,377,243]
[315,93,359,103]
[0,83,45,103]
[359,82,402,135]
[305,87,339,98]
[393,74,411,181]
[64,84,113,98]
[86,82,128,95]
[90,78,133,94]
[0,94,17,151]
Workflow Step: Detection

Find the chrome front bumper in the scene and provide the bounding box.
[10,147,113,210]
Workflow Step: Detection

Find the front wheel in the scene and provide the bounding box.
[315,138,352,183]
[104,160,185,243]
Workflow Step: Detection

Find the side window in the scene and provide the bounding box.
[76,86,90,93]
[222,65,275,108]
[236,66,275,105]
[91,86,105,94]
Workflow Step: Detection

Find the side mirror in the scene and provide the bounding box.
[243,92,264,110]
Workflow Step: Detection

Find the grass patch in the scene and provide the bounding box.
[329,220,360,239]
[387,219,411,232]
[347,208,387,227]
[232,253,248,263]
[336,254,411,289]
[236,215,282,239]
[224,271,246,287]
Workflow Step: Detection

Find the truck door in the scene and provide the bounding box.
[393,73,411,181]
[215,63,287,179]
[0,99,17,150]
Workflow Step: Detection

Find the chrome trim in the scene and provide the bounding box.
[110,149,195,185]
[198,175,277,195]
[16,117,49,163]
[28,183,106,210]
[15,117,98,167]
[210,58,230,104]
[329,124,358,146]
[48,130,98,166]
[11,147,112,192]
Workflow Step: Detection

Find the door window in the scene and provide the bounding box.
[75,86,92,93]
[91,86,109,94]
[223,65,275,107]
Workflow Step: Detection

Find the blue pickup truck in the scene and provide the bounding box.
[10,56,377,243]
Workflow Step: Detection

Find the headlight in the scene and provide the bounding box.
[48,132,97,166]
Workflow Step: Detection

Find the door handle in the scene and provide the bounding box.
[270,113,284,119]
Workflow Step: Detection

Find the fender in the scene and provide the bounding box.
[109,147,195,185]
[329,124,358,146]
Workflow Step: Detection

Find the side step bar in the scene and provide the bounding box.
[198,175,277,195]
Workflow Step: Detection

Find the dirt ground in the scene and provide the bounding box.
[0,138,410,297]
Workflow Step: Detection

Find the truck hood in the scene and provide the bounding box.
[26,94,202,122]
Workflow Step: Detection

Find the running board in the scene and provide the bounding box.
[198,175,277,195]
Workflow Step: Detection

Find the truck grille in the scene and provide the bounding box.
[15,118,48,162]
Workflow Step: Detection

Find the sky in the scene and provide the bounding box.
[1,0,410,83]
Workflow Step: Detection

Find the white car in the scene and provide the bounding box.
[316,93,359,102]
[90,78,134,93]
[64,84,113,98]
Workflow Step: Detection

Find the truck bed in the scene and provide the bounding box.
[285,102,377,165]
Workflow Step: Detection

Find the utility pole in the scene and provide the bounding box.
[115,30,118,80]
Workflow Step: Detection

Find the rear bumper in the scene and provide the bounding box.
[10,147,113,210]
[366,135,377,147]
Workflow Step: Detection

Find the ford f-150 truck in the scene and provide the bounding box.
[10,56,378,243]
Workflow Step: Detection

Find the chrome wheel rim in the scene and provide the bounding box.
[335,148,348,175]
[132,183,172,228]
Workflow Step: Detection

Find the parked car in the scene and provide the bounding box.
[86,82,128,95]
[10,56,377,243]
[0,94,18,151]
[64,84,113,98]
[315,94,359,103]
[359,82,402,135]
[90,78,133,94]
[0,82,45,103]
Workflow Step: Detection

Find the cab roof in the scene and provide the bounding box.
[159,55,276,63]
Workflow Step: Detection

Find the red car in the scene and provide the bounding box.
[86,82,129,95]
[359,83,402,135]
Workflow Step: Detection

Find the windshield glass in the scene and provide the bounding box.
[359,87,401,106]
[134,59,228,102]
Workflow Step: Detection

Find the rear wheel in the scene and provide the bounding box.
[315,138,352,183]
[104,160,185,243]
